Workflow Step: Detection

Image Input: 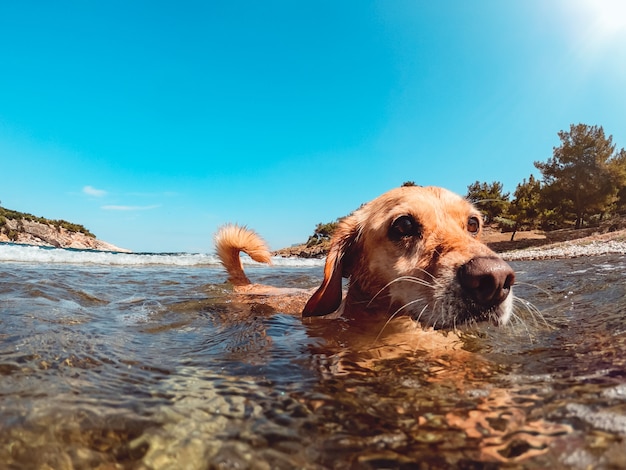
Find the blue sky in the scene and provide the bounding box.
[1,1,625,253]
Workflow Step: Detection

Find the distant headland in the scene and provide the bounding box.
[0,206,129,253]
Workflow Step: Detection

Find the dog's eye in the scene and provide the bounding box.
[467,216,480,235]
[389,215,422,241]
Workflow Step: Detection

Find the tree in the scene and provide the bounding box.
[306,221,338,247]
[506,175,542,240]
[466,181,510,223]
[608,148,626,214]
[535,124,618,229]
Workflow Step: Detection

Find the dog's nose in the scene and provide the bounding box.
[458,256,515,307]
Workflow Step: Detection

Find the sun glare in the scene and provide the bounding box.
[580,0,626,36]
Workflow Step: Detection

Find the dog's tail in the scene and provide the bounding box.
[214,224,272,286]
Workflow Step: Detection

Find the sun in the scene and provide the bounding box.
[580,0,626,36]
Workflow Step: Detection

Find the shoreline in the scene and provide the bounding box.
[4,229,626,261]
[0,216,131,253]
[274,228,626,262]
[497,227,626,261]
[0,238,131,253]
[501,239,626,261]
[0,240,131,254]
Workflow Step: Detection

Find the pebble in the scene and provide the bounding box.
[501,240,626,261]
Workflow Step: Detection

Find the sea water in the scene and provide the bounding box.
[0,242,324,268]
[1,243,626,468]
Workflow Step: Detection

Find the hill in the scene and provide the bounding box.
[0,207,129,252]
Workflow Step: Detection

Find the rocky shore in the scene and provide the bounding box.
[273,226,626,261]
[500,231,626,261]
[0,218,129,252]
[273,240,331,259]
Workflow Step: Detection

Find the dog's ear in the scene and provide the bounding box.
[302,216,360,317]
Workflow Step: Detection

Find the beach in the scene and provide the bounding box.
[502,238,626,260]
[275,227,626,261]
[490,228,626,260]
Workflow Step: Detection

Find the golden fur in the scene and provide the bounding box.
[214,186,515,328]
[214,224,272,285]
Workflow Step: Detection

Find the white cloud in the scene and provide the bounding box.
[101,204,161,211]
[83,185,107,197]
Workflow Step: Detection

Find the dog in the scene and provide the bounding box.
[215,185,515,329]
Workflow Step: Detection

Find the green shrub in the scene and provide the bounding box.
[0,207,96,238]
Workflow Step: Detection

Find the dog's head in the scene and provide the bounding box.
[302,186,515,328]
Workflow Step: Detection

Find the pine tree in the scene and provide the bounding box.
[535,124,618,229]
[466,181,510,223]
[506,175,542,240]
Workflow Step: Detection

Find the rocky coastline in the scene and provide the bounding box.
[500,233,626,261]
[273,240,331,259]
[0,218,129,252]
[273,226,626,261]
[4,213,624,259]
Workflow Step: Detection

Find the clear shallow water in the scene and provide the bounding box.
[1,244,625,469]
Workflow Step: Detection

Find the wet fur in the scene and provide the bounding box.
[215,186,516,328]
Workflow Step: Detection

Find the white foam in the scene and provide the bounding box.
[0,243,324,268]
[269,256,325,267]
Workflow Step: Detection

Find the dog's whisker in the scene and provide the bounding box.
[515,281,553,298]
[359,292,389,308]
[431,309,441,330]
[367,276,435,308]
[373,299,427,344]
[414,303,430,324]
[412,267,437,282]
[389,276,435,289]
[506,309,534,341]
[409,305,432,354]
[399,298,428,319]
[512,295,551,329]
[373,310,404,345]
[493,295,555,343]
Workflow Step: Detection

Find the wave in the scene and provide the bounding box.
[0,243,324,268]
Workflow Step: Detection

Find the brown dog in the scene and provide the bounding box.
[215,185,515,328]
